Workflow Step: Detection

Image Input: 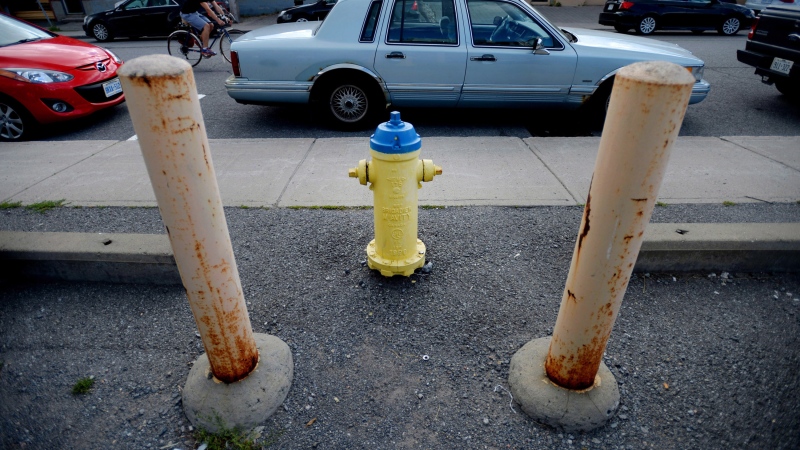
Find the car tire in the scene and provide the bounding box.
[294,15,310,22]
[636,16,657,35]
[775,79,800,102]
[91,21,113,42]
[614,25,629,33]
[718,16,741,35]
[317,75,382,130]
[0,97,36,142]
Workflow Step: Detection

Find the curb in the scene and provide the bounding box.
[2,223,798,285]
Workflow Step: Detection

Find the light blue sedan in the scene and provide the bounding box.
[225,0,709,129]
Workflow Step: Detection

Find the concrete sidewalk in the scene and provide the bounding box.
[2,136,798,207]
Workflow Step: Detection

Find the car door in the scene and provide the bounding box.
[682,0,722,28]
[107,0,149,36]
[460,0,577,107]
[373,0,467,107]
[143,0,180,35]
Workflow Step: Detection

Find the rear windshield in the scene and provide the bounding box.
[0,15,53,47]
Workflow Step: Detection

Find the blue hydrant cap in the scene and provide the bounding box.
[370,111,421,154]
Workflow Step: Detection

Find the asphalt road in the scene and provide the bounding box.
[34,27,800,142]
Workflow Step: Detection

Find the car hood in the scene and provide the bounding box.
[0,36,112,70]
[565,27,698,60]
[237,22,321,42]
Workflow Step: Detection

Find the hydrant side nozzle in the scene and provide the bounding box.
[349,159,369,185]
[420,159,440,183]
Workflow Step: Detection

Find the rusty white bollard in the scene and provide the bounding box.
[118,55,292,433]
[508,61,696,432]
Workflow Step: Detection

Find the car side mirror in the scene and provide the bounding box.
[532,38,550,55]
[493,16,502,26]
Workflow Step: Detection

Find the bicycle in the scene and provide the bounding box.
[167,20,245,67]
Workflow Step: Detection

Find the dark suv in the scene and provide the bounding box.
[737,5,800,100]
[277,0,338,23]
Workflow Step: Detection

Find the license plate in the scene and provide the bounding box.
[770,57,793,75]
[103,78,122,97]
[606,4,614,10]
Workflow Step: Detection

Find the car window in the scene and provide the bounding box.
[386,0,459,45]
[0,14,52,47]
[125,0,147,9]
[361,0,383,42]
[467,0,558,48]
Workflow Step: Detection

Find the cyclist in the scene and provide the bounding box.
[180,0,227,57]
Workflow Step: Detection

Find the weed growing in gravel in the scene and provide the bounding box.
[71,377,94,395]
[656,201,668,207]
[194,415,285,450]
[287,206,371,210]
[723,201,736,206]
[25,199,65,213]
[421,205,446,210]
[0,201,22,209]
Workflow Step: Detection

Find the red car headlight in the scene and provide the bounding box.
[0,68,74,83]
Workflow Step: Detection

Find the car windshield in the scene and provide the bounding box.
[0,14,53,47]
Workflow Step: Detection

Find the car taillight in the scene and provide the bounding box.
[748,17,759,40]
[231,50,240,77]
[620,1,634,10]
[779,0,795,4]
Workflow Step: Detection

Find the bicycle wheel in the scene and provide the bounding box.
[167,30,203,67]
[219,29,245,64]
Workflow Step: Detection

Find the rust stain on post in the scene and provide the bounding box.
[544,61,694,390]
[119,55,258,384]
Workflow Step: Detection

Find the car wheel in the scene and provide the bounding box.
[0,98,36,142]
[636,16,657,35]
[91,22,113,42]
[294,16,309,22]
[614,25,629,33]
[318,76,381,130]
[775,80,800,102]
[718,17,741,35]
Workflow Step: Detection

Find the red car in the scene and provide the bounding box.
[0,13,125,141]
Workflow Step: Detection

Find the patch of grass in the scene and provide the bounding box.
[48,26,61,32]
[420,205,446,210]
[195,422,284,450]
[320,205,348,210]
[71,377,94,395]
[240,205,251,209]
[25,199,65,213]
[287,205,371,211]
[656,201,668,207]
[723,201,736,206]
[0,201,23,209]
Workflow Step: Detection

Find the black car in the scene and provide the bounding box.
[276,0,338,23]
[83,0,234,42]
[83,0,181,41]
[599,0,755,35]
[737,5,800,100]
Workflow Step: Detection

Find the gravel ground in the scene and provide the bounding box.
[1,204,799,449]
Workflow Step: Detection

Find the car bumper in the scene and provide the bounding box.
[224,75,312,105]
[599,12,637,27]
[7,77,126,125]
[690,79,711,105]
[737,49,800,81]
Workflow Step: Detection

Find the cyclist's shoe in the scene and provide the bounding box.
[201,48,217,58]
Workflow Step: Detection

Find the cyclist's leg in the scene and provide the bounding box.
[180,12,213,53]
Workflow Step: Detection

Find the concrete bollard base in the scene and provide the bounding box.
[182,333,293,433]
[509,337,619,432]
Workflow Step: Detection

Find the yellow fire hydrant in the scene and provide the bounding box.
[349,111,442,277]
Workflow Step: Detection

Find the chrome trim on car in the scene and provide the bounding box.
[313,63,390,102]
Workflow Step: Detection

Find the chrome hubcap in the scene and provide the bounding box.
[640,17,655,34]
[0,104,24,140]
[722,18,739,35]
[330,85,367,123]
[93,24,108,40]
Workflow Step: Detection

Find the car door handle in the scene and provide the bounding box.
[470,54,496,62]
[385,52,406,59]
